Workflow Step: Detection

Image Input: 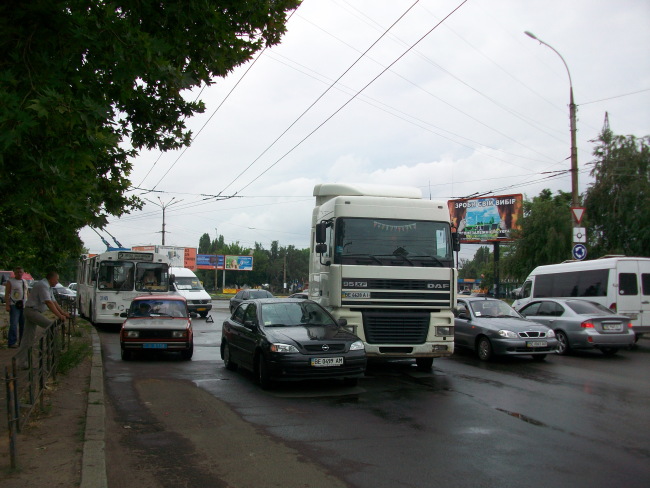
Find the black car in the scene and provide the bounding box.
[221,298,366,388]
[229,289,274,313]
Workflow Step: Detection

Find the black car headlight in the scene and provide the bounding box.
[125,330,140,338]
[349,340,364,351]
[270,343,299,353]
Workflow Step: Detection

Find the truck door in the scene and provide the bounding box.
[639,261,650,330]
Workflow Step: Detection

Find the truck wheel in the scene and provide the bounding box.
[416,357,434,371]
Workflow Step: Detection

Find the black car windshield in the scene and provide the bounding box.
[130,300,188,318]
[566,300,613,315]
[261,302,336,327]
[470,300,520,318]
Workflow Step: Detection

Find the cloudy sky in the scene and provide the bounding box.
[80,0,650,261]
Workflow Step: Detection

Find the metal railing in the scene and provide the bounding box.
[4,298,77,469]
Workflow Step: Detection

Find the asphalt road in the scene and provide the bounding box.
[97,300,650,488]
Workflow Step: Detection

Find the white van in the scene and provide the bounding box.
[512,257,650,338]
[170,267,212,318]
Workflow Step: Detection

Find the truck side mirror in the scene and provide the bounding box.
[315,222,327,244]
[315,243,327,254]
[452,231,461,252]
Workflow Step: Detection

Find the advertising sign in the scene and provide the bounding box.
[132,245,198,269]
[183,247,197,270]
[225,255,254,271]
[448,194,523,243]
[196,254,225,270]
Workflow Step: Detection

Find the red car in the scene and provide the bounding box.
[120,295,193,360]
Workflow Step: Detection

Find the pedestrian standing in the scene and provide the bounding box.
[4,266,28,348]
[17,271,69,367]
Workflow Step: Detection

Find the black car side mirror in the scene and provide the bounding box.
[243,319,257,330]
[120,312,128,318]
[337,318,348,327]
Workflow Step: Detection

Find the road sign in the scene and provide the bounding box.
[572,244,587,260]
[571,207,586,225]
[573,227,587,243]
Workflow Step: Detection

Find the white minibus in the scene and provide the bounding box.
[513,257,650,339]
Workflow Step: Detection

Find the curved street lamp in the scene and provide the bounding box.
[525,31,579,208]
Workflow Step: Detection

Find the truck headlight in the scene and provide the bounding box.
[436,326,453,336]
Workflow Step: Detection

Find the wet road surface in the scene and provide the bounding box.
[98,300,650,488]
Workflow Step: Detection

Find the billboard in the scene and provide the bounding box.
[225,255,254,271]
[196,254,225,270]
[448,194,523,243]
[132,245,198,270]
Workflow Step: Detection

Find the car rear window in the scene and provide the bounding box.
[250,290,273,298]
[566,300,613,315]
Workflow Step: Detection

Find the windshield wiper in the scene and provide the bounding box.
[343,253,383,264]
[410,255,445,267]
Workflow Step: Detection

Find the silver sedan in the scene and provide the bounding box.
[455,297,558,361]
[518,298,635,356]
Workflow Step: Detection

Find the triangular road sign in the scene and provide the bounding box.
[571,207,586,225]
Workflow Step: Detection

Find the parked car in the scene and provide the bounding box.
[287,292,309,299]
[221,298,366,388]
[119,295,193,360]
[229,288,274,313]
[518,298,635,356]
[68,282,77,291]
[454,297,558,361]
[53,283,77,302]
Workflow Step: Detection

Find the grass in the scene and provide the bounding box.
[57,322,92,375]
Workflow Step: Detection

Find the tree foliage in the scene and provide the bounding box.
[502,189,573,281]
[584,127,650,257]
[0,0,300,274]
[194,233,309,294]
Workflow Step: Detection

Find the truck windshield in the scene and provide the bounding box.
[333,218,453,267]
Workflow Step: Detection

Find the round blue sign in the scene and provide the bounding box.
[572,244,587,260]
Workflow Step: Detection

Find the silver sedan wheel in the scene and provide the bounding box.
[477,337,493,361]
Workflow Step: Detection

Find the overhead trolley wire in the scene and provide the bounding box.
[235,0,470,194]
[216,0,422,196]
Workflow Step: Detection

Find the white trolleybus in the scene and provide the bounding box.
[77,250,172,325]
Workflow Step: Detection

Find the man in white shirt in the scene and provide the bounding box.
[17,271,70,367]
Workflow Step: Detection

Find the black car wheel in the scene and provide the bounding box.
[531,354,547,362]
[555,330,570,355]
[121,348,132,361]
[477,336,493,361]
[256,353,272,390]
[222,342,238,371]
[415,357,434,371]
[180,344,193,360]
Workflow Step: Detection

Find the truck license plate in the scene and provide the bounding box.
[311,357,344,367]
[343,291,370,299]
[526,341,547,348]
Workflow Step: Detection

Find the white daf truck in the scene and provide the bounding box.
[308,183,459,371]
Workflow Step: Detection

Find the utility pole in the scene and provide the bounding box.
[145,197,182,245]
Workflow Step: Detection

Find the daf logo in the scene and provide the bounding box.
[322,344,330,351]
[427,283,450,289]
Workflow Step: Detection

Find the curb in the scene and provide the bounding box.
[81,328,107,488]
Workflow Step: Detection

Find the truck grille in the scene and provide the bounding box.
[342,278,451,309]
[362,310,430,344]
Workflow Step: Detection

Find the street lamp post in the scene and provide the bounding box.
[525,31,579,208]
[144,197,182,245]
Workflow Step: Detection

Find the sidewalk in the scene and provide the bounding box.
[0,321,107,487]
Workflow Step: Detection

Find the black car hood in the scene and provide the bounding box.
[265,325,358,345]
